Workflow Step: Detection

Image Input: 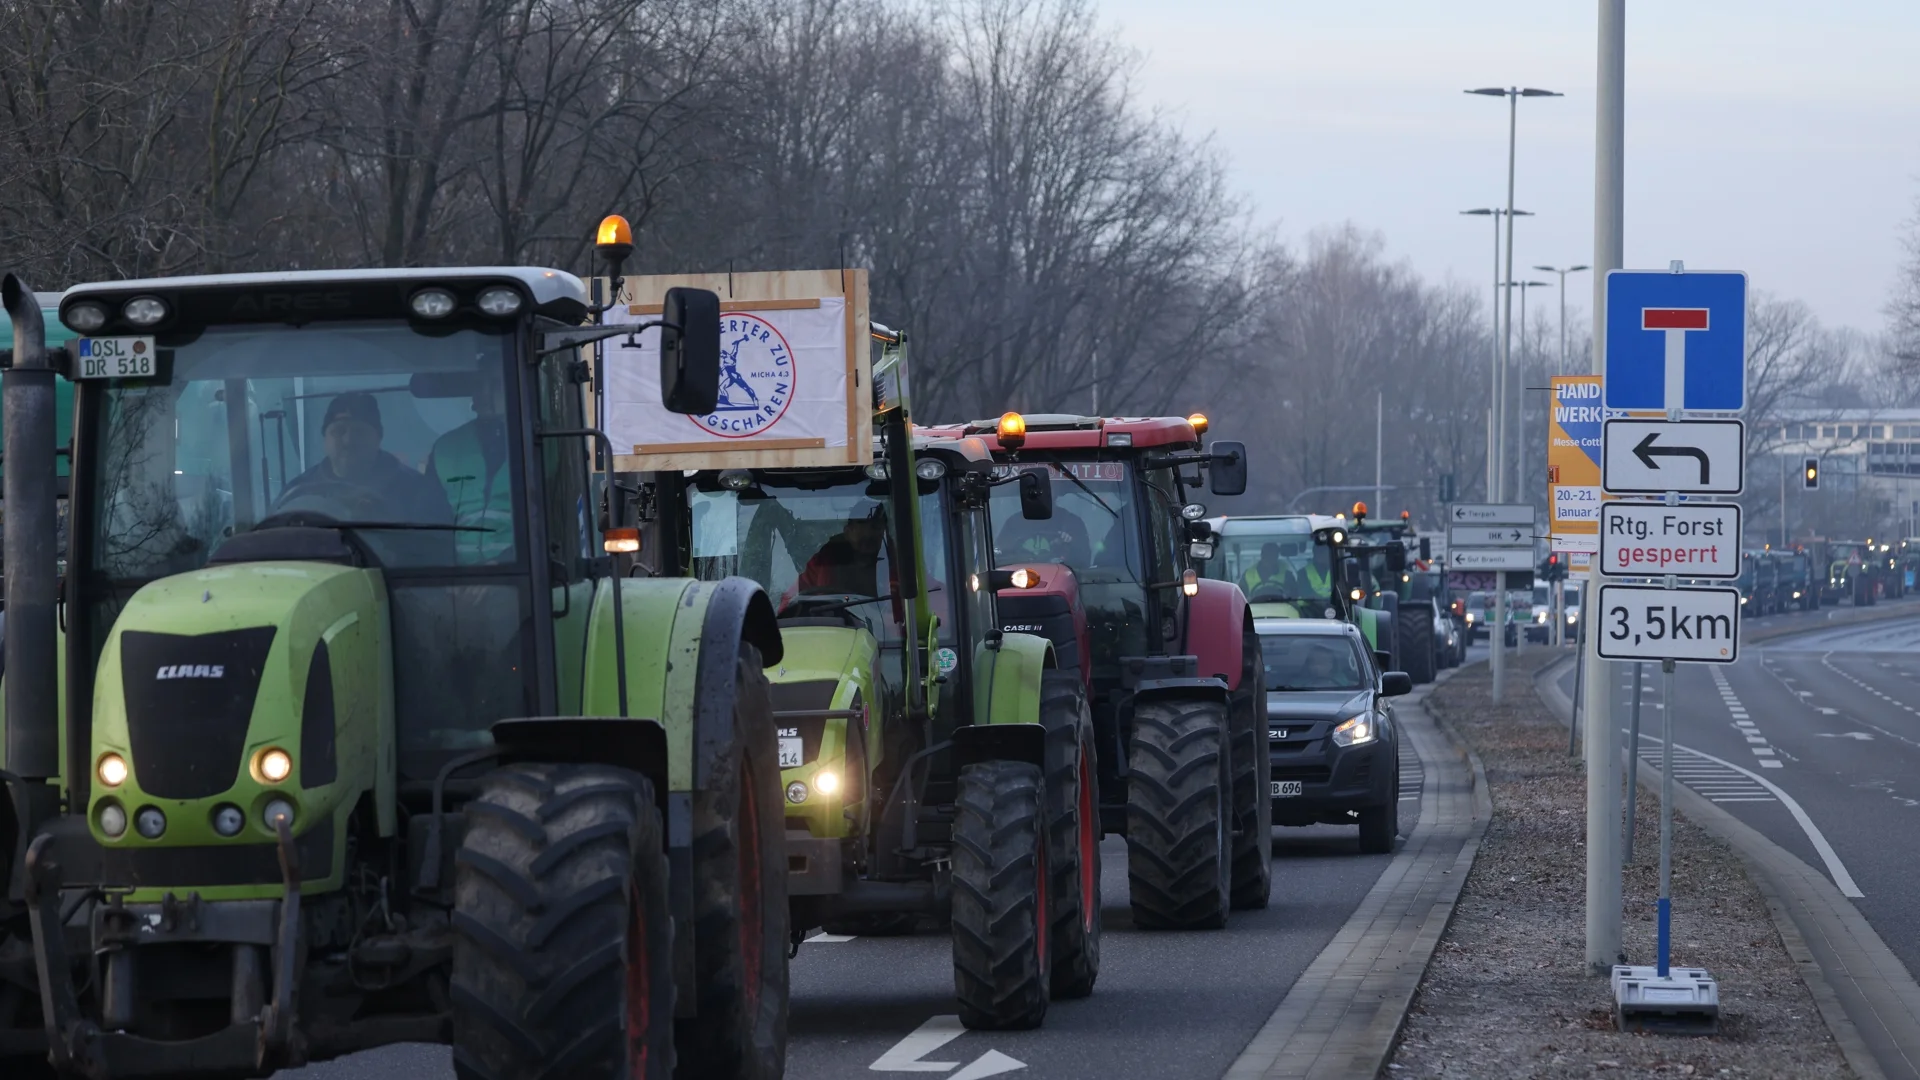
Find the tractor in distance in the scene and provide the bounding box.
[0,216,793,1079]
[913,411,1270,929]
[1201,511,1404,677]
[646,324,1099,1029]
[1818,538,1881,606]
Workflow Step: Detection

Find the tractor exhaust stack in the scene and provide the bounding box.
[3,273,62,782]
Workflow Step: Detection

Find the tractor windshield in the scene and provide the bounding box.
[86,321,518,579]
[986,460,1150,676]
[686,472,952,643]
[1208,519,1330,604]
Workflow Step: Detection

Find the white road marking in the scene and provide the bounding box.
[1752,747,1776,756]
[1761,760,1785,768]
[1640,735,1861,897]
[1815,732,1876,741]
[1818,707,1839,715]
[872,1016,964,1071]
[950,1051,1027,1080]
[807,932,858,943]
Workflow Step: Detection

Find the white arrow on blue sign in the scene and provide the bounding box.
[1604,270,1747,412]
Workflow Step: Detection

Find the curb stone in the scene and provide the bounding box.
[1538,652,1919,1080]
[1222,669,1491,1080]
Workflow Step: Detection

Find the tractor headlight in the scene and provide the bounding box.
[1330,714,1375,747]
[98,801,128,838]
[785,781,809,804]
[914,458,946,480]
[212,804,246,837]
[814,771,841,795]
[1348,587,1364,601]
[409,287,457,319]
[64,301,109,333]
[97,753,129,788]
[262,799,296,831]
[255,747,293,784]
[134,806,167,839]
[475,286,524,317]
[123,296,169,327]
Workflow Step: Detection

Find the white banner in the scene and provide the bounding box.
[604,298,851,456]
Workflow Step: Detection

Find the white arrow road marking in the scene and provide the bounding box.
[806,932,857,942]
[950,1051,1027,1080]
[871,1016,964,1071]
[1817,707,1839,715]
[1816,732,1875,740]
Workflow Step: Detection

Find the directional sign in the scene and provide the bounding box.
[1600,503,1742,579]
[1448,548,1536,571]
[1595,584,1739,663]
[1604,270,1747,412]
[1448,525,1533,547]
[1450,503,1534,525]
[1601,419,1744,495]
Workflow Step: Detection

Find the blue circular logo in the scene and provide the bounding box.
[689,314,795,438]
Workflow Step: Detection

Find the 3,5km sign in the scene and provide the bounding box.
[1595,584,1740,663]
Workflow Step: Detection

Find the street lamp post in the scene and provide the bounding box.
[1509,278,1550,504]
[1468,84,1560,707]
[1535,264,1592,373]
[1462,207,1533,502]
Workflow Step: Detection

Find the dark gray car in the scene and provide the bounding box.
[1258,618,1412,853]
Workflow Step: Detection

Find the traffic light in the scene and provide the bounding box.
[1541,553,1565,581]
[1803,457,1819,490]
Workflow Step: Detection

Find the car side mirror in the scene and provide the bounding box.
[1381,671,1413,696]
[659,286,721,415]
[1019,469,1053,520]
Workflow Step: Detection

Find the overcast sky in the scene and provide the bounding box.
[1094,0,1920,339]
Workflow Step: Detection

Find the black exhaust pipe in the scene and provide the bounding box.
[3,273,61,783]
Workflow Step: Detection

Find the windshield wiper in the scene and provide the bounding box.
[1050,465,1118,519]
[256,518,489,533]
[787,582,945,613]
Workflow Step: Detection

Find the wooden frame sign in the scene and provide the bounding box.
[602,268,872,472]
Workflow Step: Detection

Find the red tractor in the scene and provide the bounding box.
[917,412,1266,928]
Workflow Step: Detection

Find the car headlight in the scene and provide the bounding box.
[1465,613,1475,623]
[1330,714,1376,747]
[1535,611,1547,623]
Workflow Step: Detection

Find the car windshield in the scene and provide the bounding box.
[686,472,951,642]
[1262,632,1368,691]
[88,321,516,579]
[1209,518,1329,602]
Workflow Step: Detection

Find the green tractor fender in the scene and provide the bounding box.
[954,630,1055,769]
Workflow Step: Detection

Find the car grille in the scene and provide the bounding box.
[1272,766,1331,785]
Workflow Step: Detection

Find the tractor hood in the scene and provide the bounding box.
[86,561,389,898]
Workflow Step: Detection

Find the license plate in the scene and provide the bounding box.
[1271,780,1302,797]
[778,737,803,768]
[74,337,157,379]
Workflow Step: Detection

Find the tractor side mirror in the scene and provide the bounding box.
[1419,537,1431,561]
[1019,469,1053,520]
[660,286,721,415]
[1385,546,1406,574]
[1208,440,1247,496]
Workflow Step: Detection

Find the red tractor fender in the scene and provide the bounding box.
[994,562,1091,693]
[1183,577,1249,692]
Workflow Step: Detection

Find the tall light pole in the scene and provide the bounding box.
[1536,264,1592,373]
[1467,85,1564,502]
[1509,279,1551,505]
[1462,207,1533,501]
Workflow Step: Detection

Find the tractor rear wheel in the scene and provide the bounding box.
[452,763,677,1080]
[1039,671,1101,999]
[677,649,790,1079]
[1396,609,1436,684]
[951,760,1051,1030]
[1228,632,1272,911]
[1125,696,1231,931]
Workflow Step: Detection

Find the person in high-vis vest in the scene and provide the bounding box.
[1290,541,1333,600]
[426,376,516,565]
[1241,543,1287,595]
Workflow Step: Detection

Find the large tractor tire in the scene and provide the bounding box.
[1227,631,1272,911]
[677,649,790,1078]
[951,760,1051,1030]
[1039,671,1101,999]
[1395,608,1436,685]
[1125,696,1231,931]
[452,763,678,1080]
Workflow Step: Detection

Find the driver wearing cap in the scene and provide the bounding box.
[278,392,452,523]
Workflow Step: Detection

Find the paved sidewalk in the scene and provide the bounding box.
[1224,678,1490,1080]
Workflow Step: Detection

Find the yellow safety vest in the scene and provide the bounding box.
[432,422,515,564]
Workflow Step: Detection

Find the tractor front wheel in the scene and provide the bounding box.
[1125,696,1232,931]
[951,760,1051,1030]
[1040,671,1102,999]
[451,762,677,1080]
[1395,609,1436,685]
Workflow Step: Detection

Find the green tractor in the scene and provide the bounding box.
[648,326,1098,1029]
[1203,512,1402,673]
[0,224,792,1078]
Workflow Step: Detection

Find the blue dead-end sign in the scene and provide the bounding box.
[1604,270,1747,412]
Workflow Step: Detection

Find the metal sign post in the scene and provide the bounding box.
[1601,261,1742,1033]
[1450,503,1535,700]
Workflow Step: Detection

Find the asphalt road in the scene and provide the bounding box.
[1551,597,1920,980]
[279,708,1439,1080]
